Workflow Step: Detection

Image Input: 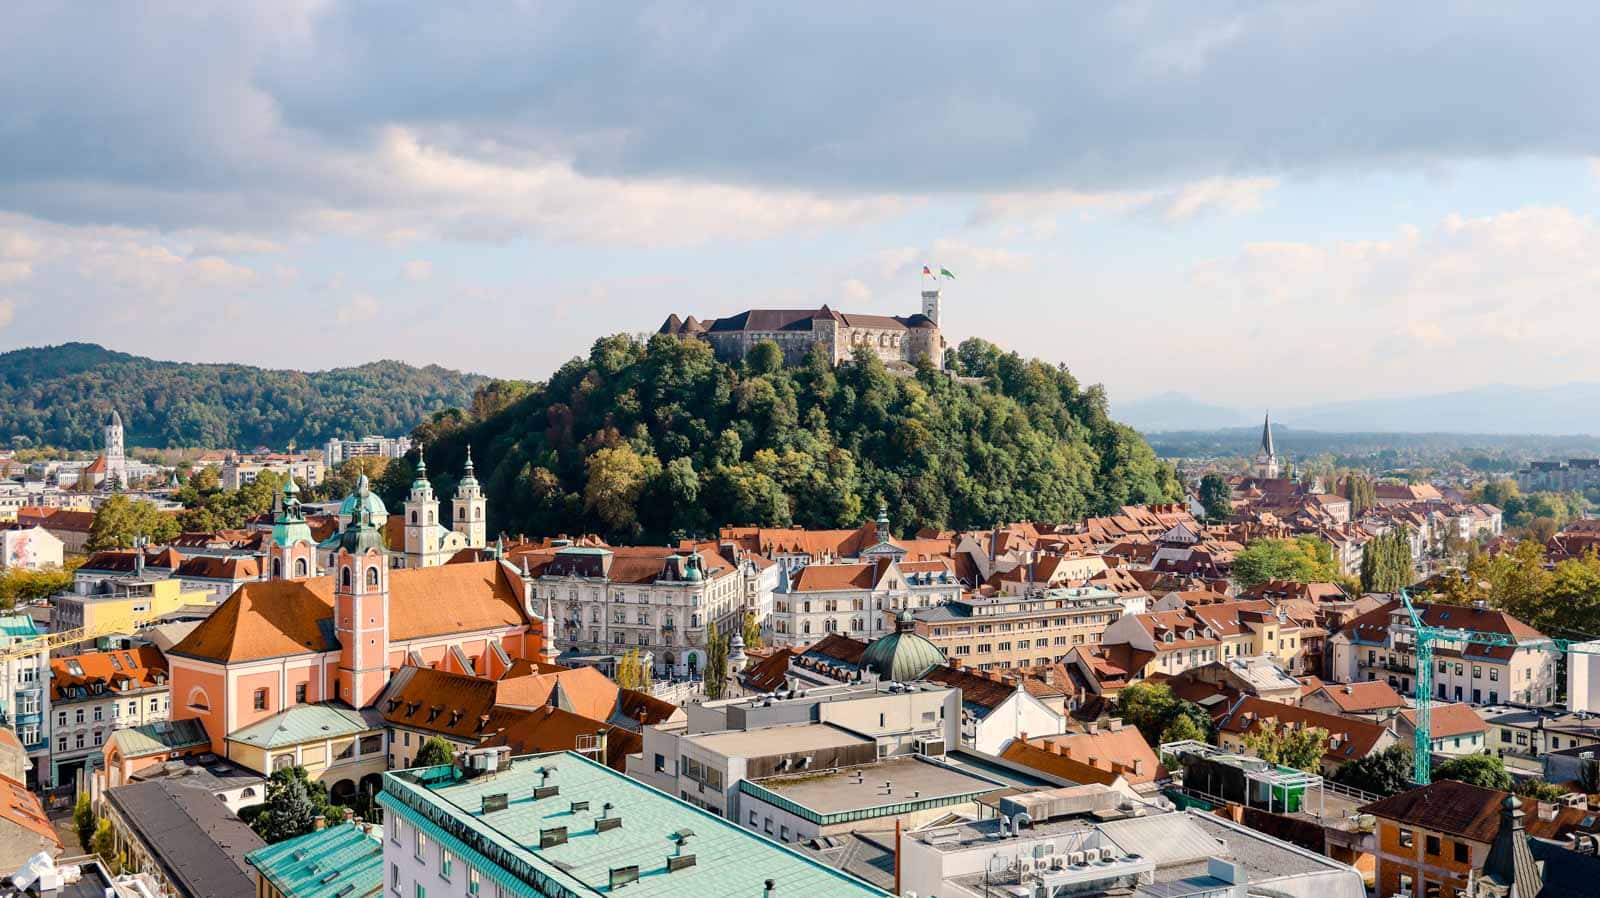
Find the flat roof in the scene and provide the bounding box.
[750,756,1004,816]
[380,751,888,898]
[690,723,870,758]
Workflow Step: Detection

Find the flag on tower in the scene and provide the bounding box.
[922,266,932,276]
[939,268,956,279]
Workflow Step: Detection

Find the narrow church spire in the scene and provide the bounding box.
[1261,412,1276,458]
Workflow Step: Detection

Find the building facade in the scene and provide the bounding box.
[48,647,170,789]
[661,289,947,369]
[916,585,1134,672]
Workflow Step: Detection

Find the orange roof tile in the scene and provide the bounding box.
[0,774,60,850]
[51,647,168,701]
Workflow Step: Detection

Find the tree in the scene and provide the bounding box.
[1198,473,1232,522]
[1433,754,1513,791]
[1116,682,1208,748]
[1232,537,1341,587]
[252,766,332,843]
[614,650,654,692]
[73,793,95,852]
[1331,743,1414,797]
[741,611,763,651]
[414,736,456,768]
[85,494,179,551]
[1241,725,1329,772]
[703,621,728,700]
[583,446,660,537]
[91,818,117,872]
[1515,778,1567,802]
[1159,714,1207,746]
[1360,527,1414,593]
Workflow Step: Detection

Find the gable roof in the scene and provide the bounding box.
[50,646,168,701]
[1000,727,1165,787]
[170,560,528,663]
[922,665,1020,713]
[245,822,383,898]
[1360,779,1507,842]
[110,719,211,758]
[1217,695,1390,764]
[1307,680,1407,713]
[0,774,59,851]
[105,779,265,897]
[1398,703,1487,739]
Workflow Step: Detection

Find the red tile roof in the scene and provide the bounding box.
[1218,695,1390,764]
[1306,680,1407,713]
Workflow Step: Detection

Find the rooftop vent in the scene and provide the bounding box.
[482,794,508,814]
[609,866,640,890]
[540,827,568,848]
[666,854,697,872]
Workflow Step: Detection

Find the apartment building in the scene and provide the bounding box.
[914,584,1135,672]
[769,557,959,644]
[0,615,48,786]
[1099,599,1311,680]
[47,647,170,790]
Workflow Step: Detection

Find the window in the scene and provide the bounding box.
[1472,665,1482,679]
[296,683,308,704]
[1425,834,1440,856]
[468,869,481,896]
[415,829,429,860]
[392,863,401,893]
[93,706,102,721]
[415,886,426,898]
[1489,668,1499,682]
[74,709,84,724]
[253,688,268,711]
[55,711,65,728]
[128,700,136,716]
[440,851,454,881]
[654,753,666,773]
[1399,828,1414,848]
[1454,841,1469,863]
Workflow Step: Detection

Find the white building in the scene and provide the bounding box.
[323,435,411,469]
[0,525,64,571]
[0,615,50,787]
[769,557,960,644]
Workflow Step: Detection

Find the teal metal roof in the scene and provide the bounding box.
[246,822,383,898]
[556,547,613,556]
[378,751,890,898]
[227,704,375,750]
[0,615,40,639]
[110,718,210,757]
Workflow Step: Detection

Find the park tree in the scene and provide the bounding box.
[702,621,729,700]
[1433,754,1513,791]
[1198,473,1232,521]
[1360,527,1414,593]
[1331,744,1414,796]
[85,495,179,551]
[1232,536,1341,587]
[414,736,456,768]
[73,793,95,852]
[252,766,334,843]
[741,612,764,650]
[1242,725,1328,772]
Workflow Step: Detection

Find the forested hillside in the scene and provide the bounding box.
[399,334,1180,543]
[0,343,487,449]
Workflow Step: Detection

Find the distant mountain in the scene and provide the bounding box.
[1118,385,1600,436]
[0,342,490,450]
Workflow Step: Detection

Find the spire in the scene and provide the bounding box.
[1260,412,1276,458]
[1481,795,1543,896]
[876,502,891,544]
[464,445,475,477]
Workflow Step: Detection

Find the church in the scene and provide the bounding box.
[660,287,947,369]
[314,448,486,571]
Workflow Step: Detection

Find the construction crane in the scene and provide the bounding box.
[1399,587,1600,785]
[0,618,150,665]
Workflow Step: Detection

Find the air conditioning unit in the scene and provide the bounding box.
[1068,852,1085,866]
[915,738,946,757]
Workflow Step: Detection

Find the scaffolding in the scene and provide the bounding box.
[1160,739,1328,818]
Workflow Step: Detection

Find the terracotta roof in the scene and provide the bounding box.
[170,560,529,663]
[51,647,168,701]
[1360,780,1508,842]
[801,633,868,667]
[1399,703,1487,739]
[1306,680,1406,713]
[1343,600,1544,661]
[923,665,1019,711]
[484,704,642,771]
[788,563,879,592]
[174,555,260,580]
[740,648,795,692]
[0,774,60,851]
[20,507,96,532]
[1218,695,1390,764]
[1000,726,1165,786]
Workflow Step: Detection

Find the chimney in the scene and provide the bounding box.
[1050,742,1063,755]
[593,728,609,762]
[1133,758,1145,775]
[314,815,327,831]
[1107,718,1123,731]
[343,807,356,822]
[1087,722,1099,735]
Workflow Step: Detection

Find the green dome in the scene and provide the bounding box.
[860,611,945,682]
[339,474,389,521]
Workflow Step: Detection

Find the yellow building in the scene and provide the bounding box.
[51,578,213,637]
[224,704,387,804]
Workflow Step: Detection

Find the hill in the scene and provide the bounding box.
[1117,385,1600,435]
[0,343,489,450]
[399,334,1180,544]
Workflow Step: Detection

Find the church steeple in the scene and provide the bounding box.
[1254,412,1280,480]
[452,445,487,550]
[268,475,315,579]
[404,447,445,567]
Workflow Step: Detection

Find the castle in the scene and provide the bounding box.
[660,288,947,369]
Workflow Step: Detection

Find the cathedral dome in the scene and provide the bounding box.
[339,474,389,522]
[860,611,945,682]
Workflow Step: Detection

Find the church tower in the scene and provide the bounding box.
[451,446,487,550]
[267,476,316,580]
[920,288,942,325]
[334,502,389,708]
[402,451,443,568]
[104,410,127,489]
[1254,412,1280,480]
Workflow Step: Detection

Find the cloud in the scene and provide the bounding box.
[0,298,13,331]
[970,176,1278,228]
[403,259,433,282]
[337,292,379,323]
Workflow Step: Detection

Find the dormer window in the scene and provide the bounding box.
[1163,632,1175,644]
[1185,629,1195,640]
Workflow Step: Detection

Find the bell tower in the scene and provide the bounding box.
[334,506,389,708]
[403,450,442,568]
[267,476,316,580]
[452,446,487,550]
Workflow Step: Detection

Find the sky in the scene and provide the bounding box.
[5,3,1600,407]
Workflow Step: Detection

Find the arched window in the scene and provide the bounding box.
[410,511,418,524]
[802,621,812,635]
[186,687,210,712]
[271,558,282,578]
[366,566,380,587]
[341,567,352,588]
[294,558,308,577]
[475,508,482,520]
[428,511,435,525]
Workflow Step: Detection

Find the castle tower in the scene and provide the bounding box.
[403,451,443,568]
[1254,412,1280,480]
[920,289,942,326]
[334,504,389,708]
[452,446,487,549]
[104,410,127,489]
[267,475,316,580]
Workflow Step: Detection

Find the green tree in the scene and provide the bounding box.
[1232,537,1341,587]
[614,649,654,692]
[73,792,95,852]
[1360,527,1415,593]
[252,767,333,843]
[703,621,728,700]
[583,446,661,537]
[85,495,179,551]
[1159,714,1207,746]
[1116,682,1209,748]
[414,736,456,768]
[741,611,763,650]
[745,340,784,376]
[1331,743,1414,796]
[1241,725,1329,772]
[1514,778,1567,802]
[1198,473,1232,522]
[1433,754,1513,791]
[91,818,117,872]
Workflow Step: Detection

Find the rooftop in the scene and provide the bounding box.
[105,779,265,898]
[227,703,379,750]
[688,723,870,758]
[379,751,889,898]
[245,822,384,898]
[746,755,1005,818]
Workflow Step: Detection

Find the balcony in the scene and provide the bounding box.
[1377,658,1416,675]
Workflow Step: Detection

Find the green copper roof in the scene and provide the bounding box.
[860,611,946,682]
[337,474,389,520]
[378,751,890,898]
[246,822,383,898]
[0,615,40,639]
[227,704,374,750]
[109,719,210,757]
